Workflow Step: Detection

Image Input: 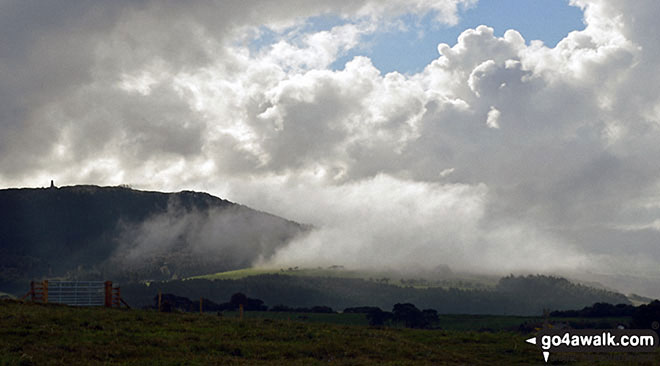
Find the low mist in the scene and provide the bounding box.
[109,197,306,279]
[228,174,591,275]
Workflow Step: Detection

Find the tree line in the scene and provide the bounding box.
[155,291,442,329]
[122,274,630,316]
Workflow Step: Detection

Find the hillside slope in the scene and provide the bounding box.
[0,185,307,292]
[122,274,631,316]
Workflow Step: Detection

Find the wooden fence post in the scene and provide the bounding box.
[239,304,244,320]
[158,290,162,312]
[200,297,203,314]
[104,281,112,308]
[42,280,48,304]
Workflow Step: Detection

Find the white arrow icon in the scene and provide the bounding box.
[525,337,550,362]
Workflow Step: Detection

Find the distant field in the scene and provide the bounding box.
[226,311,539,330]
[226,311,631,332]
[1,300,657,365]
[191,267,285,280]
[0,292,16,300]
[224,310,371,326]
[190,267,406,281]
[190,267,498,289]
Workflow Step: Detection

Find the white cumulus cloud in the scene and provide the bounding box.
[2,0,660,295]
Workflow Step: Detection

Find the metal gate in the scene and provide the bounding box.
[27,280,122,307]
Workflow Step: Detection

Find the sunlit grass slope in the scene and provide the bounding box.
[190,266,498,290]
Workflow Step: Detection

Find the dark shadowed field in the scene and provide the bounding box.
[1,300,659,365]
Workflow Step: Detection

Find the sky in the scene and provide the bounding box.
[329,0,585,73]
[2,0,660,295]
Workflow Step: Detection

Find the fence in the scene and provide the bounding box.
[26,280,124,308]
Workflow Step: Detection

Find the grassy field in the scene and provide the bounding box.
[0,292,16,300]
[190,267,498,290]
[190,267,417,283]
[223,310,371,326]
[226,311,631,332]
[1,300,658,365]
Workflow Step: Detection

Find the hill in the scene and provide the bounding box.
[0,185,308,293]
[191,266,498,290]
[122,274,630,316]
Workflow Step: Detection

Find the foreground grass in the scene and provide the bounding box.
[0,300,658,365]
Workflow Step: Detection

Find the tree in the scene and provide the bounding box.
[366,308,392,326]
[392,303,425,328]
[632,300,660,334]
[246,297,268,311]
[230,292,248,307]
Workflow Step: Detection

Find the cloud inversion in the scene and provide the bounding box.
[2,0,660,295]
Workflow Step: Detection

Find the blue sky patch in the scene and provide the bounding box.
[251,0,585,74]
